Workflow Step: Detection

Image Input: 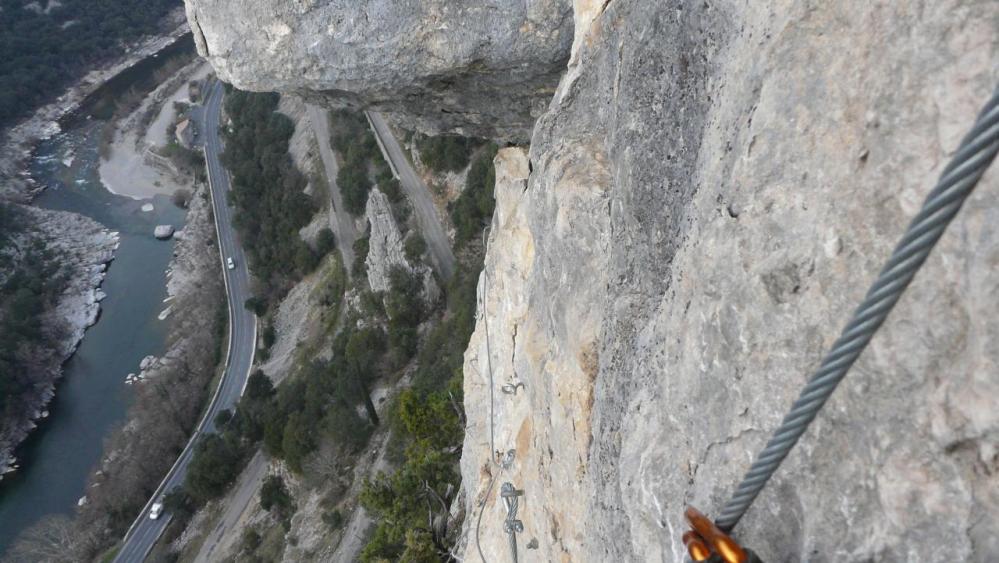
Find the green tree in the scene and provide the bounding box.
[215,409,233,427]
[396,388,463,450]
[163,488,195,521]
[386,267,424,326]
[385,267,424,362]
[341,327,386,426]
[262,324,276,350]
[338,162,372,215]
[260,475,293,516]
[359,446,459,561]
[416,136,480,173]
[262,406,286,458]
[244,296,267,316]
[222,90,317,306]
[403,232,427,263]
[316,228,336,257]
[329,110,381,216]
[185,434,245,502]
[451,144,499,246]
[245,370,275,401]
[281,412,315,473]
[322,509,344,530]
[353,233,370,278]
[241,528,262,553]
[294,244,319,274]
[380,177,403,202]
[0,0,179,128]
[322,400,372,453]
[400,529,440,563]
[0,204,71,422]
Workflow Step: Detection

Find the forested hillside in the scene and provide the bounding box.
[221,88,317,305]
[0,0,179,128]
[0,203,66,425]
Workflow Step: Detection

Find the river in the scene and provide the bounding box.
[0,45,192,555]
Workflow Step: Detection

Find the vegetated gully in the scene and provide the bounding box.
[0,38,194,556]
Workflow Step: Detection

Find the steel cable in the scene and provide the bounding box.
[475,226,500,563]
[715,85,999,533]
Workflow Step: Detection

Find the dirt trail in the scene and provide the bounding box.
[193,451,268,563]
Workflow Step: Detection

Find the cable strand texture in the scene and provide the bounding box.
[715,86,999,533]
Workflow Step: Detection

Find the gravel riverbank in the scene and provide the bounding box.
[0,10,190,203]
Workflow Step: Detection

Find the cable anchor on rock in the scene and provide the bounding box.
[501,482,525,562]
[501,382,525,395]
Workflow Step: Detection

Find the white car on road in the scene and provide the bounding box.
[149,501,164,520]
[227,257,235,270]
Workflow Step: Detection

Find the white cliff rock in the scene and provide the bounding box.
[139,355,157,370]
[154,224,175,239]
[364,188,409,294]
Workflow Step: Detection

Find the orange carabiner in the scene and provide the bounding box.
[684,506,749,563]
[683,530,712,561]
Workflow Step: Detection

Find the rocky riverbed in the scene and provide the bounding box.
[0,9,190,203]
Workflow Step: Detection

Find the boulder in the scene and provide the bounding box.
[153,225,175,239]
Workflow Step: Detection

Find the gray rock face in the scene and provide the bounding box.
[183,0,573,141]
[364,188,410,294]
[459,1,999,562]
[364,188,439,305]
[188,0,999,559]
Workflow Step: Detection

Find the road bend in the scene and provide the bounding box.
[114,81,257,562]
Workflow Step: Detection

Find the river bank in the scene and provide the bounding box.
[98,58,212,200]
[0,206,118,478]
[0,8,196,480]
[0,13,211,557]
[0,8,190,203]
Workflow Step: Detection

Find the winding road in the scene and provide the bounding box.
[113,81,257,562]
[115,94,455,562]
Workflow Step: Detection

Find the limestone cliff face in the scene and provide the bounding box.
[187,0,999,560]
[183,0,574,141]
[364,187,439,304]
[460,1,999,561]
